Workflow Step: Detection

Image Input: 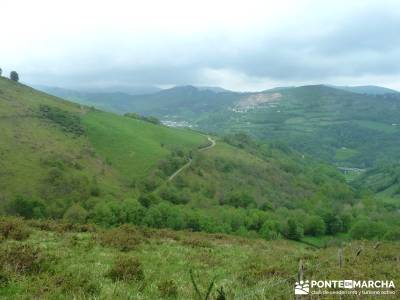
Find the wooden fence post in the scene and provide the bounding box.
[296,259,305,300]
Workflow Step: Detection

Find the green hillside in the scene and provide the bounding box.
[0,77,119,202]
[191,85,400,168]
[0,77,206,212]
[355,164,400,199]
[1,77,399,253]
[82,111,206,183]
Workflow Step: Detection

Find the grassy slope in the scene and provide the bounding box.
[0,77,207,201]
[1,219,399,299]
[0,77,120,199]
[82,111,207,181]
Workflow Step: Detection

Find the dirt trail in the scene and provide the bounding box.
[167,137,216,181]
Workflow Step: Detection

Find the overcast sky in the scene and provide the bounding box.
[1,0,400,91]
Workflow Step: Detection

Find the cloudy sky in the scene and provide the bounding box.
[1,0,400,91]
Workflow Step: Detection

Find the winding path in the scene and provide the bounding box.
[167,137,216,181]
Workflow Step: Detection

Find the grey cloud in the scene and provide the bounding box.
[17,1,400,89]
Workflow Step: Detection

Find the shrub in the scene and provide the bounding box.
[0,243,51,274]
[0,217,31,241]
[39,105,84,135]
[158,279,178,298]
[7,196,47,219]
[51,269,100,296]
[63,203,88,224]
[107,256,144,282]
[98,224,143,251]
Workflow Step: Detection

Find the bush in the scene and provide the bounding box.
[7,196,47,219]
[63,203,88,224]
[98,224,144,251]
[39,105,84,135]
[51,269,100,296]
[0,217,31,241]
[107,256,144,282]
[0,243,51,274]
[158,279,178,298]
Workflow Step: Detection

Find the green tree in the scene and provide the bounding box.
[305,215,326,236]
[7,196,46,219]
[10,71,19,82]
[259,220,280,240]
[323,212,343,235]
[350,219,387,239]
[91,201,118,226]
[284,218,303,240]
[63,203,88,224]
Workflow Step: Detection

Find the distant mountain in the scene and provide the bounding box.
[35,84,162,95]
[38,83,400,168]
[196,85,231,93]
[80,85,163,95]
[329,85,399,95]
[39,84,243,116]
[180,84,400,168]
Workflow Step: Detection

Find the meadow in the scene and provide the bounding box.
[0,217,399,299]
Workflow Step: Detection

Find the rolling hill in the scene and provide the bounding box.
[0,76,207,208]
[41,84,400,169]
[194,85,400,168]
[1,76,384,241]
[331,85,399,95]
